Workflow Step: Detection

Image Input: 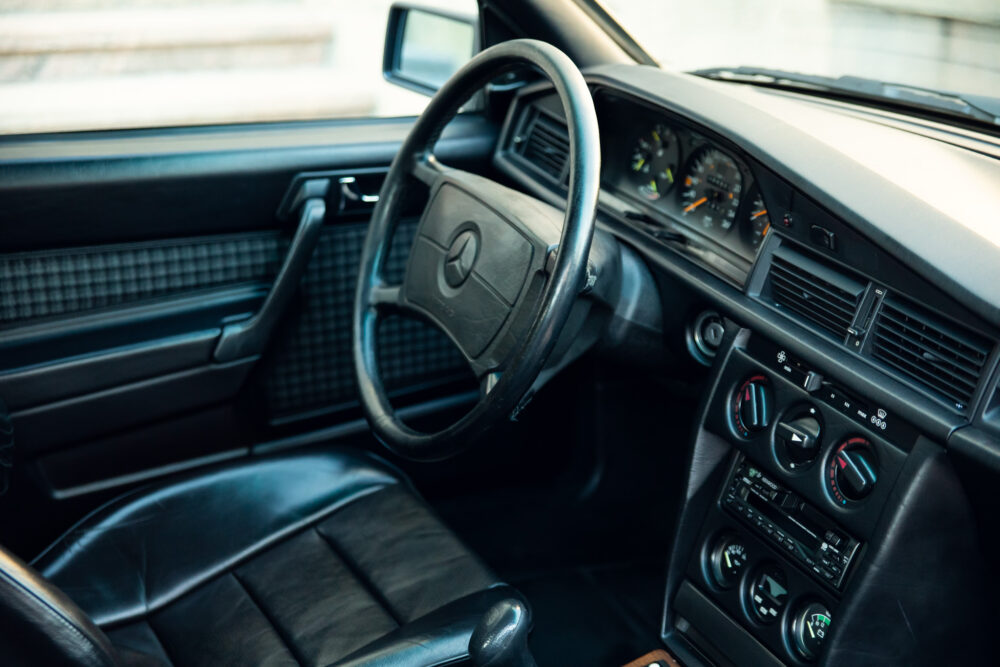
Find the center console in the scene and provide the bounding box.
[662,329,920,666]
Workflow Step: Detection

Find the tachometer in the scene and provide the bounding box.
[629,123,680,201]
[679,147,743,232]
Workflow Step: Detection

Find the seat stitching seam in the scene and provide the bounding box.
[230,572,305,667]
[313,526,404,626]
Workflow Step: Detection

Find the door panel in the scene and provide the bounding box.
[0,117,494,553]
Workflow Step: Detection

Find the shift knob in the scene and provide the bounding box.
[469,598,536,667]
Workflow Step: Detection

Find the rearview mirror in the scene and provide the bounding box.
[383,3,479,96]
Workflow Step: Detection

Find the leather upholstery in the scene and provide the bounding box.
[15,449,512,666]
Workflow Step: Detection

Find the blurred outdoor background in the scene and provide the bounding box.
[0,0,997,135]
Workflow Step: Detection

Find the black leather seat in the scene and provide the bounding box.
[1,450,522,666]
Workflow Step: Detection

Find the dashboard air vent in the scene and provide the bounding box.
[871,297,992,411]
[766,246,865,340]
[513,109,569,182]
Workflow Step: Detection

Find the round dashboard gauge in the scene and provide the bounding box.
[708,533,748,589]
[679,147,743,232]
[628,123,680,201]
[745,191,772,251]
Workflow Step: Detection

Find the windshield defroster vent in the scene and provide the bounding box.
[765,246,865,341]
[871,297,991,411]
[511,108,569,183]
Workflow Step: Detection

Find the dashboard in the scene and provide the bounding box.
[493,63,1000,667]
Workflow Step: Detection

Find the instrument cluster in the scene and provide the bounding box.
[599,94,771,263]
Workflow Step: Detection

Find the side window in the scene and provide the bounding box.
[0,0,477,136]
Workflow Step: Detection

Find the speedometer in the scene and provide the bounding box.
[679,147,743,232]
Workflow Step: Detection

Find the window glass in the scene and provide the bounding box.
[0,0,477,135]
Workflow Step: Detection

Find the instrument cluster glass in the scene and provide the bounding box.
[603,100,772,263]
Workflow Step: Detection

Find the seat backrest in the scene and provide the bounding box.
[0,545,118,667]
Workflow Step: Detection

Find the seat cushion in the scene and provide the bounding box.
[32,450,510,666]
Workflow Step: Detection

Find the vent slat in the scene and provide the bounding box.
[774,301,850,338]
[873,332,979,390]
[770,273,858,322]
[514,111,568,181]
[877,312,986,372]
[871,297,992,410]
[880,306,990,363]
[873,337,979,400]
[771,285,853,337]
[766,249,864,341]
[771,263,858,312]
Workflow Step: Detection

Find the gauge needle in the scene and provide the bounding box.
[633,158,645,171]
[751,209,768,219]
[665,168,674,183]
[724,552,732,568]
[683,196,707,213]
[807,622,816,639]
[762,222,771,237]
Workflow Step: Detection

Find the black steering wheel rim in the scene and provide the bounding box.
[352,39,600,461]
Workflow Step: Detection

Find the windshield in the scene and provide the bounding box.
[599,0,1000,102]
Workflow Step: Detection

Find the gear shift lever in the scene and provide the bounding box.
[469,598,537,667]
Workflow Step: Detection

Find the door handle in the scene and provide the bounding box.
[338,175,381,216]
[213,181,327,362]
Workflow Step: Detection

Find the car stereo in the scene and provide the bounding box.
[722,457,861,590]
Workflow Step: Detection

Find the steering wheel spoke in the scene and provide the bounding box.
[410,155,444,188]
[371,284,404,311]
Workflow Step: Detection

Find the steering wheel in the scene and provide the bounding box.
[352,39,600,461]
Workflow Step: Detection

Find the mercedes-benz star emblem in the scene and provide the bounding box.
[444,229,479,287]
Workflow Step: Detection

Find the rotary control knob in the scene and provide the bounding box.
[827,437,878,505]
[775,406,822,470]
[732,375,773,438]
